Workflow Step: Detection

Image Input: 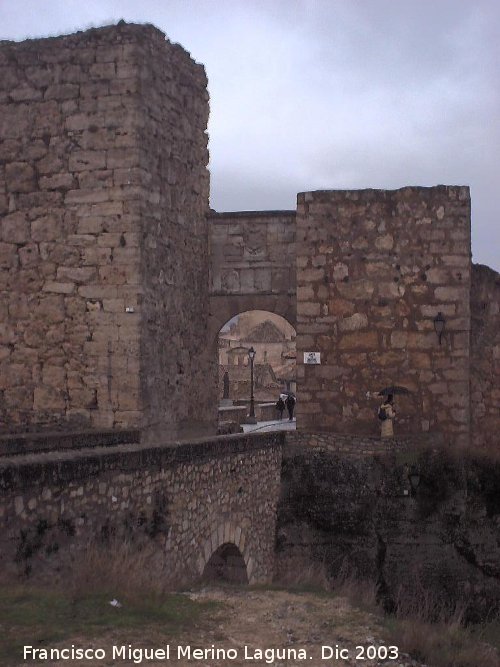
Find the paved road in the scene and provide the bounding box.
[241,418,296,433]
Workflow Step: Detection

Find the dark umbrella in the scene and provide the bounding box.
[378,385,411,396]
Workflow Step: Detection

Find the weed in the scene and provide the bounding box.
[0,584,218,666]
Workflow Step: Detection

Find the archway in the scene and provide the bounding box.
[202,542,249,584]
[218,310,296,405]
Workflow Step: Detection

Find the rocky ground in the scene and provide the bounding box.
[22,586,427,667]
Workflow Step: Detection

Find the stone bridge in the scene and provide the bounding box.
[208,211,297,342]
[0,431,283,584]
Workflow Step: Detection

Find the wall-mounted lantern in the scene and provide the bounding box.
[433,312,446,345]
[408,465,421,496]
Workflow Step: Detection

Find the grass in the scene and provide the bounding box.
[384,616,499,667]
[0,538,222,666]
[0,585,218,665]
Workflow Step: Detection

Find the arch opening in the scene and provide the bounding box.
[218,310,296,404]
[202,542,249,584]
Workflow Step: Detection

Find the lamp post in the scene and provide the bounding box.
[433,312,446,345]
[247,346,257,424]
[408,465,421,497]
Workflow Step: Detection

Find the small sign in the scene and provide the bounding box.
[304,352,321,364]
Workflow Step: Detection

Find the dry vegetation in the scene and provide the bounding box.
[1,542,498,667]
[275,556,500,667]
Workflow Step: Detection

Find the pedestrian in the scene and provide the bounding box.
[285,394,296,421]
[275,396,285,420]
[378,394,396,438]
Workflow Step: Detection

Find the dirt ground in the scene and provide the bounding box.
[20,586,426,667]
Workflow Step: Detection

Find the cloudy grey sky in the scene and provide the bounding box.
[1,0,499,270]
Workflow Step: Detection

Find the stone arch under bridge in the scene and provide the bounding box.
[208,211,297,343]
[199,521,251,584]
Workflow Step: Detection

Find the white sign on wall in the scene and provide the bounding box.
[304,352,321,364]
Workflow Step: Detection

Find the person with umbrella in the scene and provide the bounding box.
[377,386,409,438]
[378,394,396,437]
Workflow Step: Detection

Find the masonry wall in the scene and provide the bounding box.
[134,28,214,440]
[470,264,500,450]
[0,23,213,436]
[0,432,283,584]
[278,434,500,620]
[295,187,471,447]
[208,211,297,339]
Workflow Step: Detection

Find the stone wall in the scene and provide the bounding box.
[134,26,214,441]
[0,23,214,437]
[295,187,471,447]
[278,434,500,620]
[208,211,297,340]
[285,430,442,458]
[0,431,283,584]
[470,264,500,451]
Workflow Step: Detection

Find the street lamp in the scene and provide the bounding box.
[247,346,257,424]
[433,312,446,345]
[408,465,421,497]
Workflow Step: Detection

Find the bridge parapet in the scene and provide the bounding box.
[0,432,283,584]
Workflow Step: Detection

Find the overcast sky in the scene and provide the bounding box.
[1,1,499,270]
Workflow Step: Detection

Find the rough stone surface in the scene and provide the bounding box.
[2,427,499,617]
[0,432,283,584]
[295,187,472,447]
[279,432,500,621]
[0,24,214,437]
[208,211,296,341]
[0,23,497,456]
[470,264,500,451]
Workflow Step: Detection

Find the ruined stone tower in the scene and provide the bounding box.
[0,23,216,438]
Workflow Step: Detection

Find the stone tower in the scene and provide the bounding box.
[0,23,216,439]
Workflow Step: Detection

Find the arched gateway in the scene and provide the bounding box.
[208,211,297,342]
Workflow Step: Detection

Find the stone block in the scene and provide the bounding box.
[90,62,116,79]
[434,286,468,301]
[338,332,378,350]
[338,313,368,332]
[337,279,374,300]
[43,281,75,294]
[6,162,35,193]
[9,85,43,102]
[1,212,29,243]
[33,385,65,410]
[377,351,406,367]
[390,331,408,349]
[57,266,97,283]
[65,189,110,205]
[44,83,79,100]
[328,298,355,317]
[299,267,324,282]
[69,151,107,172]
[375,234,394,250]
[31,215,63,242]
[39,173,75,191]
[42,365,66,387]
[18,243,39,267]
[298,302,320,317]
[107,148,140,169]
